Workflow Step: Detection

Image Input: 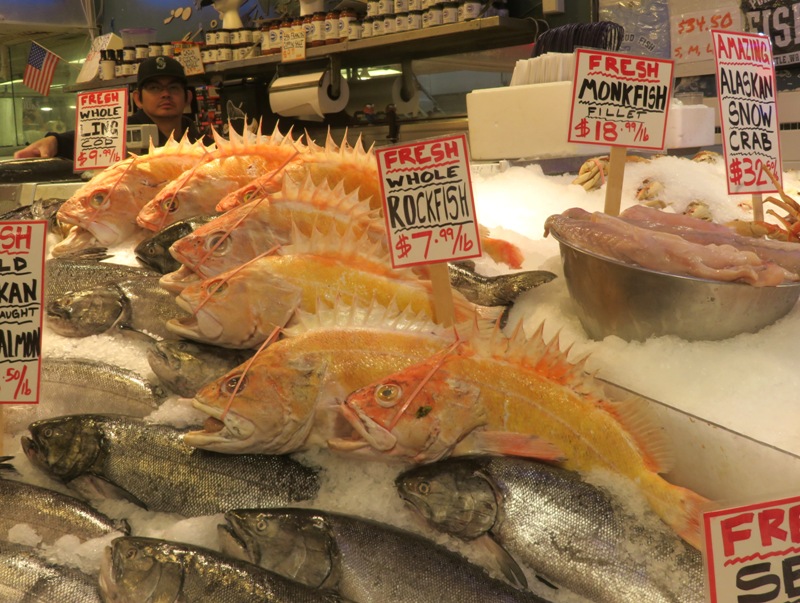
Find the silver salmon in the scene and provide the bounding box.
[397,456,704,603]
[219,507,552,603]
[99,536,351,603]
[21,414,319,516]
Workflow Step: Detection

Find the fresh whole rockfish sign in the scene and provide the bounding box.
[333,319,710,549]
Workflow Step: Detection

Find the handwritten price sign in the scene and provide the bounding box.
[0,222,46,404]
[282,29,306,62]
[712,30,782,195]
[568,49,674,150]
[375,135,481,268]
[74,87,127,172]
[670,8,741,64]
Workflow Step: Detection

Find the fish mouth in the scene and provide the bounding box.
[98,545,119,600]
[166,303,224,342]
[328,402,397,453]
[183,399,258,452]
[49,226,102,257]
[159,266,201,294]
[216,521,253,563]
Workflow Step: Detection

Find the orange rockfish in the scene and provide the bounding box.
[184,299,559,458]
[136,125,306,232]
[52,135,211,255]
[161,175,382,292]
[333,319,709,549]
[165,227,479,349]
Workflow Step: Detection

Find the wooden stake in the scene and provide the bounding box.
[604,145,628,216]
[752,193,764,222]
[0,409,5,456]
[428,262,455,327]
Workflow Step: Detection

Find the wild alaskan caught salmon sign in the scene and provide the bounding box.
[375,135,481,268]
[704,494,800,603]
[74,87,127,172]
[712,30,782,195]
[568,49,673,150]
[0,222,46,404]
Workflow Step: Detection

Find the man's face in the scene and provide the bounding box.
[133,76,189,118]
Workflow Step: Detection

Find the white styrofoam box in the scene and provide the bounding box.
[467,81,716,161]
[467,81,604,161]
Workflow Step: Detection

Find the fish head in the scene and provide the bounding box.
[215,175,280,212]
[166,268,301,348]
[330,355,487,463]
[395,458,499,540]
[134,224,194,274]
[136,178,192,232]
[21,415,104,482]
[99,537,183,603]
[45,286,126,337]
[185,352,328,454]
[220,508,335,588]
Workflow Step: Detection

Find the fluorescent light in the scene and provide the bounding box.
[69,59,85,64]
[40,107,53,111]
[367,67,402,77]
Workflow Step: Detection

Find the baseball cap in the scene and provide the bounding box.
[136,56,188,88]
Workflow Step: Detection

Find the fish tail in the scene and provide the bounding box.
[644,473,710,550]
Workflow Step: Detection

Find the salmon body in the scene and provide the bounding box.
[184,301,452,454]
[136,128,306,232]
[334,320,709,549]
[166,228,477,348]
[164,176,381,290]
[53,136,211,254]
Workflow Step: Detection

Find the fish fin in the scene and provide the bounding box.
[643,473,710,550]
[473,534,529,590]
[480,235,525,269]
[600,398,675,474]
[455,431,565,462]
[0,457,19,476]
[67,475,149,509]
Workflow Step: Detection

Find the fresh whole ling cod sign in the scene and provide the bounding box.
[0,222,46,404]
[375,135,481,268]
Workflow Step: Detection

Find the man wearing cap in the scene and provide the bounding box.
[14,56,202,159]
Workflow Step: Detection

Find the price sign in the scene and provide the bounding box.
[670,7,741,64]
[282,30,306,62]
[704,494,800,603]
[0,222,46,404]
[74,87,128,172]
[712,30,782,195]
[568,49,674,150]
[375,134,481,269]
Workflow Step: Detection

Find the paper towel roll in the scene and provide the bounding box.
[345,76,420,116]
[269,71,350,121]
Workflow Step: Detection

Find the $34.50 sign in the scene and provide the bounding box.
[375,134,481,269]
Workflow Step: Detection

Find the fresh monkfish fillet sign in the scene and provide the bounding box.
[0,222,46,404]
[568,49,674,150]
[375,135,482,268]
[711,29,782,195]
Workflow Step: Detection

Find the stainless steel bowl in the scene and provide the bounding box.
[552,232,800,341]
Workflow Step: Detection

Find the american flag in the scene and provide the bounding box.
[23,42,59,96]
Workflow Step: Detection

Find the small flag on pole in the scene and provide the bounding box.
[23,42,59,96]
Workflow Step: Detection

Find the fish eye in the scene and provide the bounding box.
[375,384,401,408]
[89,192,109,208]
[205,233,231,254]
[124,548,137,560]
[417,481,431,496]
[243,190,255,202]
[42,428,53,438]
[222,374,247,395]
[161,196,179,213]
[206,280,228,296]
[256,519,267,532]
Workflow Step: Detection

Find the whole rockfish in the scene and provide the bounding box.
[184,300,456,454]
[219,507,551,603]
[333,320,709,549]
[52,134,211,256]
[5,357,167,433]
[146,339,253,397]
[397,456,704,603]
[166,227,479,348]
[0,540,103,602]
[46,276,189,340]
[0,476,128,544]
[100,536,350,603]
[134,213,219,274]
[136,126,306,232]
[162,175,381,291]
[22,414,320,516]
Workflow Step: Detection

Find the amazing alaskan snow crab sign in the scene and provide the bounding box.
[375,135,481,268]
[0,222,46,404]
[704,494,800,602]
[712,30,782,195]
[568,49,673,150]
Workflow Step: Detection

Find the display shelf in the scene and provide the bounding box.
[66,17,537,92]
